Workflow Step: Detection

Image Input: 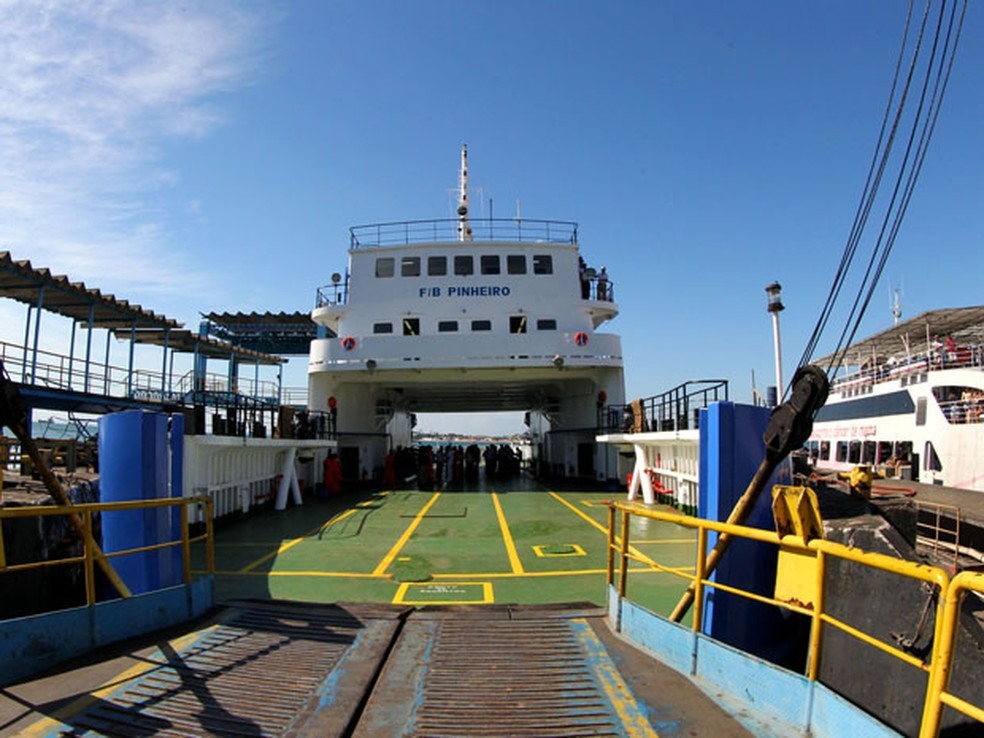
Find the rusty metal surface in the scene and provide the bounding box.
[354,608,647,738]
[12,601,753,736]
[59,600,405,737]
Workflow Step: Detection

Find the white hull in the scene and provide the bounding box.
[810,364,984,491]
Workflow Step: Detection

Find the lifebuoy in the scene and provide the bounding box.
[598,390,607,403]
[574,332,588,346]
[341,336,355,351]
[328,395,337,410]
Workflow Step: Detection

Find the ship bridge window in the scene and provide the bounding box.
[507,255,527,274]
[454,255,473,276]
[373,322,393,334]
[438,320,458,333]
[471,319,492,331]
[401,257,421,277]
[510,315,527,334]
[375,257,395,278]
[536,319,557,330]
[533,254,553,275]
[403,317,419,336]
[481,255,501,275]
[428,256,447,276]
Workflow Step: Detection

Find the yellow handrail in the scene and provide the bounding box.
[605,501,982,737]
[1,496,213,609]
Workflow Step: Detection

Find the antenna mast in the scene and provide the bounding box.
[457,144,473,241]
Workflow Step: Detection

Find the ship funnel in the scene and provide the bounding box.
[457,144,473,241]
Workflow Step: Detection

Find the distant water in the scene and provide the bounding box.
[32,418,96,440]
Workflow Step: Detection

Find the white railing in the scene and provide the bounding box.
[831,342,984,392]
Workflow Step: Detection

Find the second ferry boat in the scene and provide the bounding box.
[307,146,625,484]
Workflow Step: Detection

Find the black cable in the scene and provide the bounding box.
[795,0,967,385]
[839,0,967,360]
[797,1,920,374]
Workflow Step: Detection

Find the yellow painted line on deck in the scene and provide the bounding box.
[20,628,210,736]
[237,500,374,573]
[548,491,658,567]
[491,491,525,574]
[372,491,442,576]
[571,618,659,737]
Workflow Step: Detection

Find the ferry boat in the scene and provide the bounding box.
[307,146,625,483]
[807,306,984,491]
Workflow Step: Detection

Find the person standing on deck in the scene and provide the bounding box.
[596,266,608,301]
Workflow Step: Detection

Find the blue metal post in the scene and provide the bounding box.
[104,330,112,394]
[127,319,136,396]
[21,306,32,382]
[84,303,95,393]
[67,320,76,390]
[161,327,170,400]
[29,285,45,384]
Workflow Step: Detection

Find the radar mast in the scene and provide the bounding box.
[457,144,473,241]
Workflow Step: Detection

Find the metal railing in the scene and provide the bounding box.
[1,341,281,410]
[607,380,730,433]
[605,500,984,737]
[0,496,214,609]
[832,342,984,393]
[349,218,579,248]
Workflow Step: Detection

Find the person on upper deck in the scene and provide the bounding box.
[596,266,609,301]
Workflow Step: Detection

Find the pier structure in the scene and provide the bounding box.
[0,252,334,516]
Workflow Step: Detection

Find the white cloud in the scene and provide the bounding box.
[0,1,268,328]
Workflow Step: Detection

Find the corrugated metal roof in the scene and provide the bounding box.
[815,306,984,367]
[111,328,287,364]
[0,251,180,330]
[1,252,285,364]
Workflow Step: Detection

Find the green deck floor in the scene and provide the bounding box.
[194,473,698,617]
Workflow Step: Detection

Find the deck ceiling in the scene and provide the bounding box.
[369,376,588,414]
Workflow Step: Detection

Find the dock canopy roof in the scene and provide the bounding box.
[202,311,319,355]
[0,251,180,330]
[112,328,286,365]
[816,306,984,367]
[1,252,284,365]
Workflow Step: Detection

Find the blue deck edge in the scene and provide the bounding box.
[0,576,214,687]
[607,586,902,738]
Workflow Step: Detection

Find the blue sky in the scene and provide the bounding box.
[1,2,980,435]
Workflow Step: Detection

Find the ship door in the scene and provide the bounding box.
[340,446,360,484]
[577,442,594,478]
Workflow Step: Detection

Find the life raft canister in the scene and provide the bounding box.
[341,336,356,351]
[574,332,588,346]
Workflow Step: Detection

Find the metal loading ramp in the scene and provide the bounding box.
[9,601,751,737]
[354,605,655,737]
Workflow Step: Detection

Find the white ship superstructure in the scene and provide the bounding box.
[809,306,984,491]
[308,148,625,481]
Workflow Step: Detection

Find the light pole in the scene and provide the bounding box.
[765,282,784,406]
